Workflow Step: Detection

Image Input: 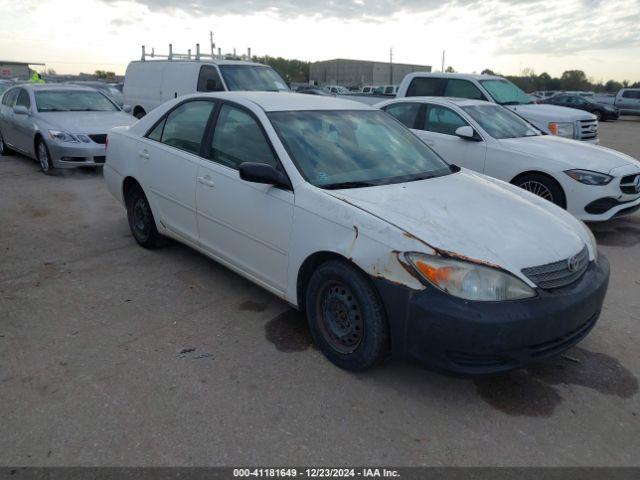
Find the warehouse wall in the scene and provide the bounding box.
[310,59,431,86]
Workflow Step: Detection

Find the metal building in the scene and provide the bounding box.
[0,61,45,80]
[309,58,431,87]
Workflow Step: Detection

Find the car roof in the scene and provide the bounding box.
[406,72,503,81]
[204,91,375,112]
[21,84,98,92]
[387,96,493,107]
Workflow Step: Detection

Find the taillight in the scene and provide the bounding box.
[105,135,109,150]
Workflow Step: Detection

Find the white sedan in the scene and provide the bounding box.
[104,92,608,375]
[377,97,640,221]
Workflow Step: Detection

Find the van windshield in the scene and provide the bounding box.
[218,65,289,92]
[269,110,452,189]
[480,79,533,105]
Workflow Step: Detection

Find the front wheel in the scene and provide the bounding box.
[305,260,390,371]
[515,173,566,208]
[0,129,12,156]
[593,110,602,121]
[36,138,55,175]
[125,186,167,249]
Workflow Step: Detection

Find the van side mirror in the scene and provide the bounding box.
[13,105,29,115]
[239,162,291,189]
[122,104,132,113]
[455,125,481,141]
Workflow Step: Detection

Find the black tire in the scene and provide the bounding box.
[125,185,167,249]
[36,138,56,175]
[305,260,390,371]
[593,110,602,121]
[514,173,566,208]
[0,129,12,156]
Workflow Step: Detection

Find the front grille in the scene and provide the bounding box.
[521,246,589,289]
[93,156,105,164]
[620,173,640,195]
[89,134,107,144]
[578,119,598,140]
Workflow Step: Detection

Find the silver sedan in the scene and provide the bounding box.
[0,84,135,174]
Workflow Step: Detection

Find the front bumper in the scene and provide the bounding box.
[373,254,609,375]
[47,141,106,168]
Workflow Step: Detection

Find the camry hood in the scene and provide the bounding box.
[506,103,595,122]
[328,170,588,279]
[38,111,136,134]
[499,135,640,173]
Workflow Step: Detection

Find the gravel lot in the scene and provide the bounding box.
[1,117,639,466]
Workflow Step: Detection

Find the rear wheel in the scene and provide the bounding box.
[305,260,390,371]
[36,138,55,175]
[514,173,566,208]
[125,185,167,249]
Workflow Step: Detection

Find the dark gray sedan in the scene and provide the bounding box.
[0,84,135,174]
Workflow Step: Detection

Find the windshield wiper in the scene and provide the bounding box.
[500,101,526,106]
[321,180,378,190]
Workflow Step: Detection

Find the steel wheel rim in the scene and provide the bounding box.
[132,198,151,239]
[38,142,49,172]
[316,281,363,354]
[520,180,554,201]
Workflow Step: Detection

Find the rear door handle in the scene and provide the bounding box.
[197,175,215,188]
[138,150,150,160]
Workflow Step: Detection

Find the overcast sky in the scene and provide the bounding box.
[1,0,639,81]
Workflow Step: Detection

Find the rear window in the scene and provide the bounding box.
[406,77,446,97]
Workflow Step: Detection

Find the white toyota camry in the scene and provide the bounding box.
[104,92,608,375]
[377,97,640,221]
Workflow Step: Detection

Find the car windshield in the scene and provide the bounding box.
[480,79,533,105]
[218,65,289,92]
[462,104,541,139]
[268,110,452,188]
[35,90,119,112]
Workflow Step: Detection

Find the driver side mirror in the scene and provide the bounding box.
[239,162,291,189]
[13,105,29,115]
[122,104,132,113]
[455,125,481,142]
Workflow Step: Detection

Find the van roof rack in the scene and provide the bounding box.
[141,44,253,62]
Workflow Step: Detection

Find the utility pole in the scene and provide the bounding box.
[210,31,215,57]
[389,47,393,84]
[441,50,446,72]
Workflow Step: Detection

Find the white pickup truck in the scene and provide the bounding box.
[391,73,599,143]
[595,88,640,115]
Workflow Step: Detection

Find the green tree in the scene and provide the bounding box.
[559,70,589,90]
[481,68,496,75]
[445,66,456,73]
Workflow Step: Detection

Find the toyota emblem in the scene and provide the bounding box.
[567,255,580,272]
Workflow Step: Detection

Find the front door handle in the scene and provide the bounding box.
[197,175,215,188]
[138,150,150,160]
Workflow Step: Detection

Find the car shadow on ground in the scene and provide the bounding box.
[589,215,640,248]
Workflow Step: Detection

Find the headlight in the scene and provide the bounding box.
[565,169,613,185]
[405,253,536,301]
[75,134,91,143]
[548,122,575,138]
[48,130,78,143]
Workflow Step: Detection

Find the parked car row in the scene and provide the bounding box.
[103,91,613,374]
[3,58,639,377]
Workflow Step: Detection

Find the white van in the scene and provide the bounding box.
[123,60,289,118]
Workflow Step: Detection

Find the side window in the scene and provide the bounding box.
[425,105,469,136]
[622,90,640,99]
[210,105,278,170]
[147,118,165,142]
[383,103,422,129]
[406,78,446,97]
[160,100,215,155]
[16,89,31,108]
[197,65,224,92]
[2,89,19,107]
[444,80,485,100]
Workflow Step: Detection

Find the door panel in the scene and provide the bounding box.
[13,89,34,153]
[140,100,216,243]
[195,103,293,292]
